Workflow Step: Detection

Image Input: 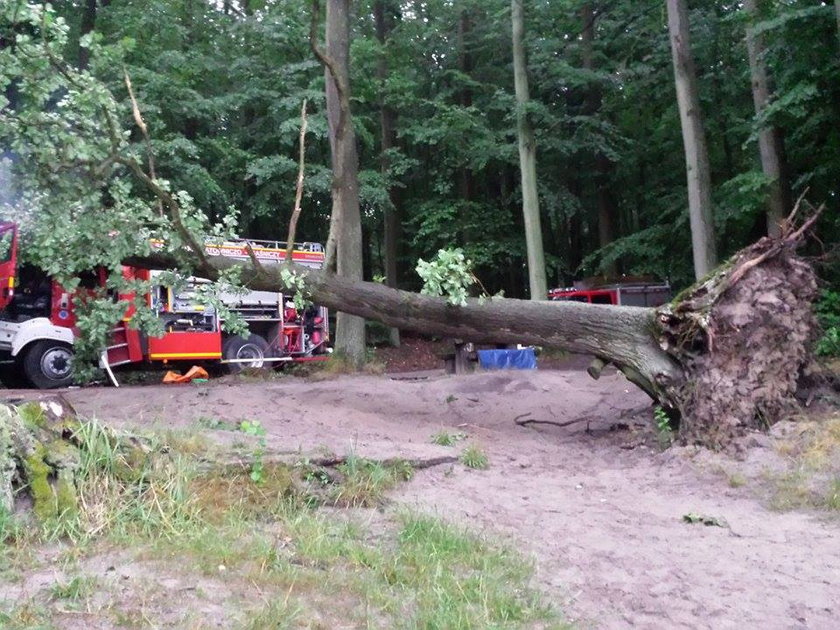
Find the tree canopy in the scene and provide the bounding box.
[3,0,837,297]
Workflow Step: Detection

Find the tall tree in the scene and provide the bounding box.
[374,0,401,346]
[511,0,547,300]
[580,2,616,276]
[744,0,789,238]
[665,0,717,279]
[315,0,366,366]
[836,0,840,43]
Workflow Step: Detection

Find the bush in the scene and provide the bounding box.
[815,290,840,356]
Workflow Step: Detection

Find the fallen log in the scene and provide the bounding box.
[126,210,822,447]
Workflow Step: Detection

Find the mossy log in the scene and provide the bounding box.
[0,396,150,519]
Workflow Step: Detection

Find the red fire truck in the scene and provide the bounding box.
[548,280,671,307]
[0,221,329,389]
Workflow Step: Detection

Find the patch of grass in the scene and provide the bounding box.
[824,478,840,511]
[160,428,214,456]
[431,430,466,446]
[331,455,413,507]
[0,505,23,544]
[190,463,297,523]
[460,444,489,469]
[768,414,840,513]
[242,599,302,630]
[0,599,54,630]
[49,574,97,601]
[10,417,561,629]
[380,513,558,628]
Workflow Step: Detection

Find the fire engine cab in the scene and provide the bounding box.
[0,221,329,389]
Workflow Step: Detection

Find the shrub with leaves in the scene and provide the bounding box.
[416,248,475,306]
[815,290,840,356]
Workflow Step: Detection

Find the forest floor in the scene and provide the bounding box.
[2,338,839,629]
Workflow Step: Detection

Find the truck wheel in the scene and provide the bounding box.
[223,334,269,373]
[22,340,75,389]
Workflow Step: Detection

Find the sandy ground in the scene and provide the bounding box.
[39,362,840,630]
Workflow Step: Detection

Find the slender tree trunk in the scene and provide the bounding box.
[457,8,473,238]
[744,0,790,238]
[836,0,840,43]
[665,0,717,279]
[511,0,547,300]
[324,0,366,366]
[375,0,401,346]
[581,2,617,276]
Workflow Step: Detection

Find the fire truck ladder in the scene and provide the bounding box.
[100,321,135,388]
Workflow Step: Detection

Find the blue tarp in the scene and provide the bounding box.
[476,348,537,370]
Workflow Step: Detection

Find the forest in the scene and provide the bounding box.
[4,0,838,293]
[1,1,839,438]
[2,3,840,627]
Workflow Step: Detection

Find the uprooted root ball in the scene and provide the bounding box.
[659,237,818,448]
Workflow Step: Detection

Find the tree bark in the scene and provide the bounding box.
[581,2,617,276]
[836,0,840,44]
[511,0,548,300]
[322,0,366,366]
[665,0,717,279]
[456,8,474,239]
[375,0,401,346]
[744,0,791,238]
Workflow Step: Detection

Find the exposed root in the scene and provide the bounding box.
[656,205,822,447]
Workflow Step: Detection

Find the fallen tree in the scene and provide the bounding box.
[127,210,821,449]
[1,5,822,449]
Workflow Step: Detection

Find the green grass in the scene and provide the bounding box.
[431,430,466,446]
[4,419,562,629]
[331,455,413,507]
[768,414,840,513]
[49,575,97,601]
[460,444,489,470]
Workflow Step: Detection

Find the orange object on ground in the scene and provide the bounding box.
[162,366,210,384]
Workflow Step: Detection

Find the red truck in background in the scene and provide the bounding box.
[0,221,329,389]
[549,279,671,307]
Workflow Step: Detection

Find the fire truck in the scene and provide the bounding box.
[0,220,329,389]
[548,280,671,306]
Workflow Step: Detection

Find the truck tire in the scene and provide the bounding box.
[22,340,75,389]
[223,334,269,373]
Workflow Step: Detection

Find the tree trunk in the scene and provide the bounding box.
[511,0,548,300]
[665,0,717,279]
[324,0,366,366]
[581,2,617,276]
[129,213,818,449]
[836,0,840,44]
[744,0,791,238]
[457,8,474,240]
[78,0,98,70]
[375,0,401,347]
